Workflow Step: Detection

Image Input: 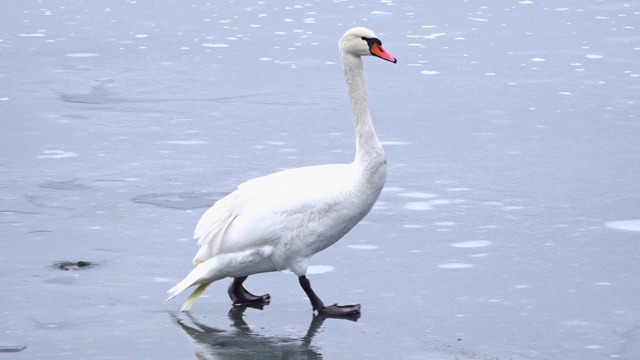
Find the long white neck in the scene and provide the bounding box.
[341,53,386,170]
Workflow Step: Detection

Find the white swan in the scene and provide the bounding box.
[167,26,396,317]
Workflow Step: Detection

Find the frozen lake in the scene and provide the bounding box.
[1,1,639,359]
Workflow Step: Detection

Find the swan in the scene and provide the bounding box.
[167,26,396,317]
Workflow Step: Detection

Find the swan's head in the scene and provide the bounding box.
[340,27,397,63]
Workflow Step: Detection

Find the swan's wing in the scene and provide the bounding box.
[191,192,240,265]
[191,164,355,265]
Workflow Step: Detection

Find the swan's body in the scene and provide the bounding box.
[167,27,396,316]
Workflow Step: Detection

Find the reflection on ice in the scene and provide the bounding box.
[379,140,410,145]
[381,187,403,193]
[283,265,334,275]
[65,52,99,57]
[398,191,437,199]
[37,150,79,159]
[346,244,378,250]
[404,199,465,211]
[18,33,46,37]
[201,43,230,48]
[450,240,491,248]
[438,263,473,269]
[171,306,340,360]
[160,140,208,145]
[605,220,640,232]
[446,188,469,192]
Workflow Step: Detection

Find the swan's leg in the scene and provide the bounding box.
[298,276,361,317]
[227,276,271,304]
[181,283,211,312]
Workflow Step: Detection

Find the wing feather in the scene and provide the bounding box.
[192,191,241,265]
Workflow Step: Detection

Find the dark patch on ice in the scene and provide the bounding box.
[51,261,94,271]
[27,230,54,234]
[61,113,90,120]
[0,343,27,353]
[59,79,262,105]
[131,191,225,210]
[59,79,114,104]
[43,276,77,285]
[40,179,90,190]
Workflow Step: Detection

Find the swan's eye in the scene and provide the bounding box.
[361,36,382,49]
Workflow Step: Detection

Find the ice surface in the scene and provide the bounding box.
[283,265,335,275]
[438,263,473,269]
[1,0,638,359]
[347,244,378,250]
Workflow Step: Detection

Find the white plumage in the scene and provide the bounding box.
[167,26,396,316]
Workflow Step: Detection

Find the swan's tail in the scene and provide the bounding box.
[167,249,267,311]
[166,263,217,311]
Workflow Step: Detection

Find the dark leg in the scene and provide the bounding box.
[227,276,270,305]
[298,276,361,317]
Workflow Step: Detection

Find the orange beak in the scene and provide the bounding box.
[370,43,397,63]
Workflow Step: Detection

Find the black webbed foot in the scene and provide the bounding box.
[228,276,270,305]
